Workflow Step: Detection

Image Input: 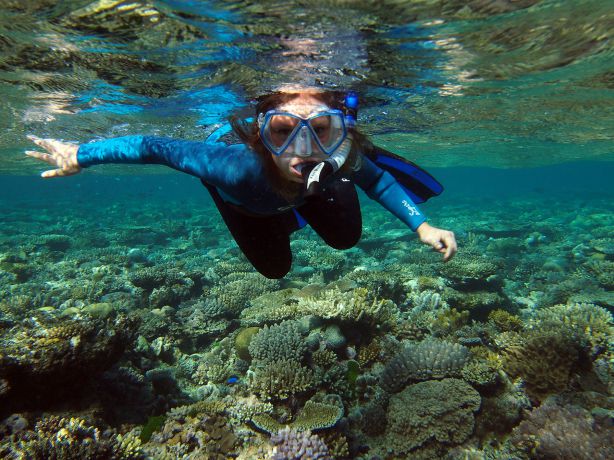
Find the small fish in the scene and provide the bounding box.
[226,376,239,384]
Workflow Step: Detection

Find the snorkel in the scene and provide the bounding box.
[299,91,359,198]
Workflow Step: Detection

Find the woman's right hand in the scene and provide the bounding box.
[25,135,81,178]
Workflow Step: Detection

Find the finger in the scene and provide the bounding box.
[41,168,75,178]
[443,241,457,261]
[25,150,56,165]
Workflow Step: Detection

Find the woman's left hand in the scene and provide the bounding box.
[416,222,457,262]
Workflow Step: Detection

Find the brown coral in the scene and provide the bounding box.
[502,331,580,402]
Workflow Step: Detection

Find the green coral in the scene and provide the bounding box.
[234,326,260,361]
[247,359,315,401]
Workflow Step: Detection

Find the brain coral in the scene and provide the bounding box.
[383,378,481,459]
[248,321,307,365]
[380,339,470,392]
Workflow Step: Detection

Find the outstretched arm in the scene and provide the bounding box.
[355,156,457,261]
[26,135,260,188]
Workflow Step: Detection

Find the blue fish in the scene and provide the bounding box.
[226,376,239,384]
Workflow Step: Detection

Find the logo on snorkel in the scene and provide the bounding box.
[402,199,420,216]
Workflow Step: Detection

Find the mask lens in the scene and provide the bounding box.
[263,114,299,151]
[308,113,344,151]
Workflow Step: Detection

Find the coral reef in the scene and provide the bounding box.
[0,416,143,459]
[0,314,137,411]
[380,338,469,392]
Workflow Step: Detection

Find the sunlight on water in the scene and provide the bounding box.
[0,0,612,173]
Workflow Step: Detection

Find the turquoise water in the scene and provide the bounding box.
[1,1,613,459]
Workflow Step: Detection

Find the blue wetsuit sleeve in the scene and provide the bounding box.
[77,135,259,188]
[354,156,427,231]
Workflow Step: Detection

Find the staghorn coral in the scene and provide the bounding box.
[502,331,580,402]
[248,321,307,365]
[252,399,344,434]
[529,302,613,349]
[510,398,614,460]
[269,427,332,460]
[247,359,316,401]
[380,339,469,392]
[381,378,481,459]
[0,416,143,459]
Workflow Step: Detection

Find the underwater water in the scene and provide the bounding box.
[1,1,613,459]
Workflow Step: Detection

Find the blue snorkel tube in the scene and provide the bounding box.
[302,91,359,198]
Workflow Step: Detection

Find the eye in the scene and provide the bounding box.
[273,128,292,136]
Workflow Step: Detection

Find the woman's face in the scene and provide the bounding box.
[267,93,330,183]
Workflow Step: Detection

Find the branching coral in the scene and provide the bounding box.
[248,321,307,365]
[269,427,331,460]
[247,359,316,401]
[529,302,613,349]
[241,287,399,329]
[380,339,469,392]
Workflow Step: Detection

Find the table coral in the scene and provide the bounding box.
[252,398,343,435]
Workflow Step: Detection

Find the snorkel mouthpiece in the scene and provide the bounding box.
[300,135,353,199]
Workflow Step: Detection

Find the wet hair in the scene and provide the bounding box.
[230,90,373,200]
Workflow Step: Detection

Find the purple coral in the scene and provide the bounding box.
[510,398,613,460]
[270,427,331,460]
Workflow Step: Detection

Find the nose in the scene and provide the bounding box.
[294,126,313,157]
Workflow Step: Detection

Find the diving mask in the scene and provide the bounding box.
[258,109,347,156]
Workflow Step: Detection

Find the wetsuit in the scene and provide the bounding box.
[78,136,426,278]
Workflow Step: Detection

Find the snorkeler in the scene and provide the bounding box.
[25,88,457,279]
